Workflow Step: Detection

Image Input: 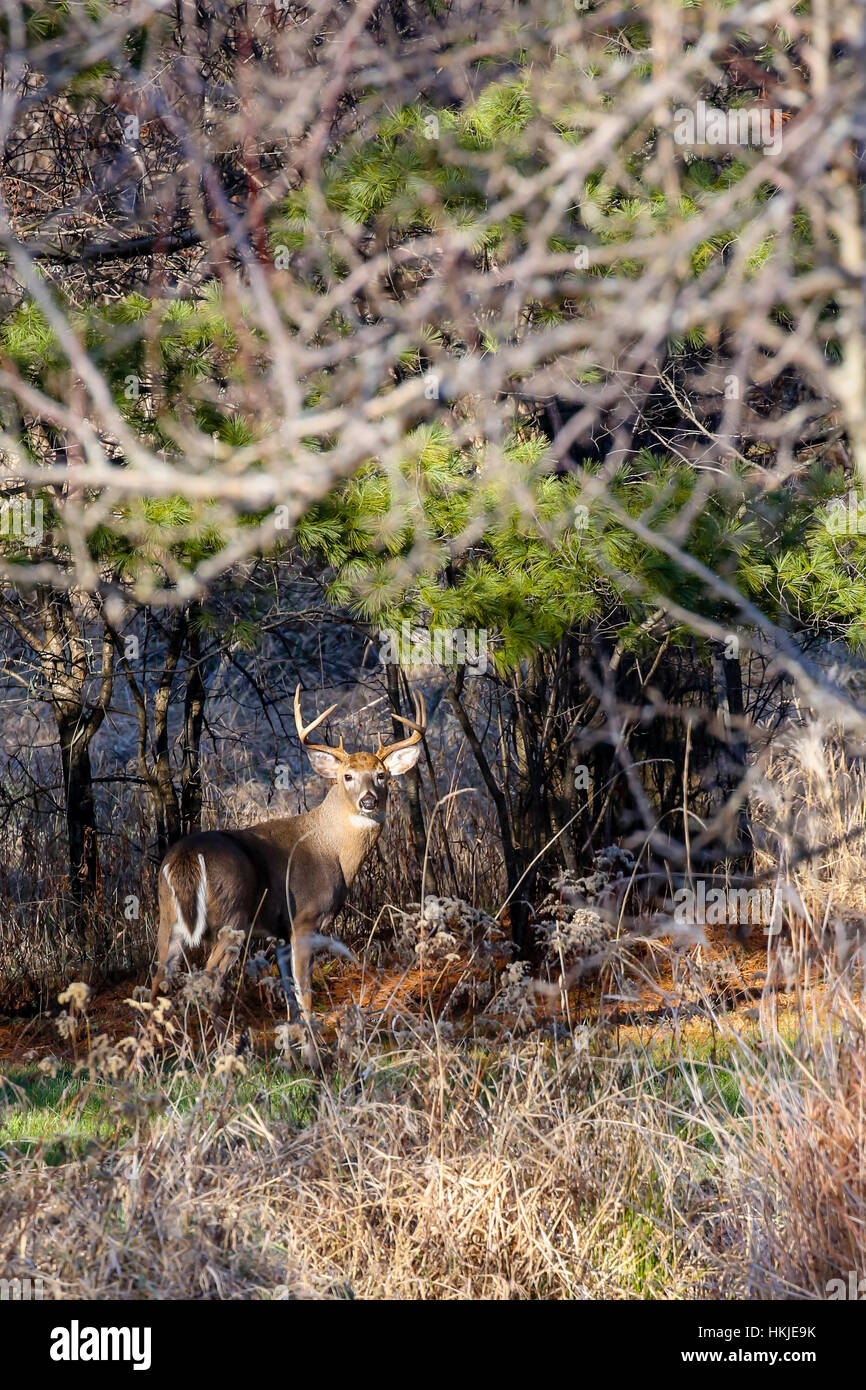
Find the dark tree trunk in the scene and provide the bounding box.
[180,604,207,837]
[57,710,99,913]
[152,612,186,857]
[713,641,754,864]
[110,603,215,860]
[448,680,531,959]
[386,663,431,891]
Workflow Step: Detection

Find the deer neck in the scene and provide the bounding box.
[313,783,382,885]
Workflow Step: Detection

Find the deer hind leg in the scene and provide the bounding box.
[203,922,246,997]
[152,937,182,1000]
[151,898,183,1002]
[196,923,247,1044]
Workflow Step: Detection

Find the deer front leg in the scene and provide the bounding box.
[275,941,300,1021]
[276,915,319,1068]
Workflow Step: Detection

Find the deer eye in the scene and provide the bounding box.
[344,773,353,783]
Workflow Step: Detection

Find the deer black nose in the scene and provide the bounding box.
[359,792,378,810]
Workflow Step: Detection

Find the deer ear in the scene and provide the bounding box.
[304,748,344,779]
[381,743,422,777]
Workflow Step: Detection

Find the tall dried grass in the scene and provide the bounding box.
[753,722,866,925]
[0,1008,719,1299]
[3,726,866,1299]
[1,944,866,1301]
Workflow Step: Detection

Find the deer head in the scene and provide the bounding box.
[294,686,427,826]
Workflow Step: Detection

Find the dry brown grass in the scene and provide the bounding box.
[753,723,866,926]
[4,725,866,1300]
[0,1011,719,1299]
[711,970,866,1299]
[1,944,866,1301]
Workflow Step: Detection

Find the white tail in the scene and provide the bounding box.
[161,854,209,949]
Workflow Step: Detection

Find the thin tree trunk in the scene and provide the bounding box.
[448,679,530,959]
[152,612,186,855]
[387,663,430,891]
[33,595,114,943]
[57,709,99,910]
[713,640,754,863]
[180,604,206,837]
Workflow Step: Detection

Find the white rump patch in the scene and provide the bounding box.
[163,854,209,949]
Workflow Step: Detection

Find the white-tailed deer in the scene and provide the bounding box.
[151,687,426,1056]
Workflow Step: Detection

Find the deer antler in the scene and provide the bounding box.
[294,686,348,761]
[376,691,427,761]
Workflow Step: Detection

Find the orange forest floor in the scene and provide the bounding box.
[0,923,807,1066]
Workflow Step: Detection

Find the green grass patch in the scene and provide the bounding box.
[0,1058,322,1164]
